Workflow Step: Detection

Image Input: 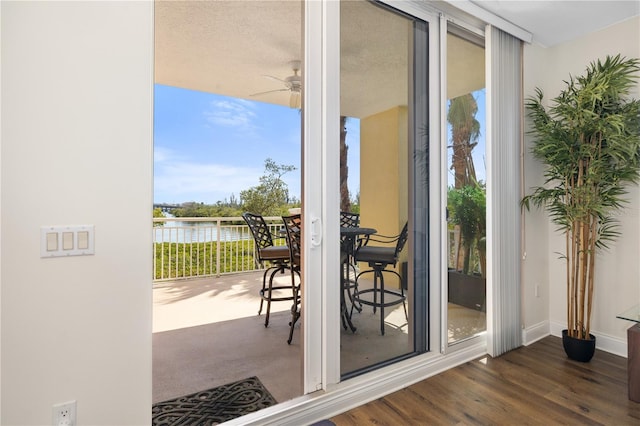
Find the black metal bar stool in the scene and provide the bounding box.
[242,212,294,328]
[352,222,408,335]
[281,214,301,344]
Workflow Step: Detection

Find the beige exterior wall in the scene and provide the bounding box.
[359,105,409,274]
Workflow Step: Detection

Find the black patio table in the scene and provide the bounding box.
[340,226,376,332]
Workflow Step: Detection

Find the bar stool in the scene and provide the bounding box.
[353,222,408,335]
[242,212,294,327]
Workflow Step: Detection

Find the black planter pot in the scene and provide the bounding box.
[447,270,486,312]
[562,329,596,362]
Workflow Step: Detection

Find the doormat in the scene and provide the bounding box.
[152,376,277,425]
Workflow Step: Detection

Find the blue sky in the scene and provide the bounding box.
[154,84,361,205]
[154,85,300,205]
[154,84,484,205]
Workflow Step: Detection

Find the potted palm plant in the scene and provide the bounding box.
[522,54,640,362]
[448,183,486,311]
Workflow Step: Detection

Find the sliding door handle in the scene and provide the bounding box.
[311,217,322,247]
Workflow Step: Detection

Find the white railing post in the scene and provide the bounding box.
[216,218,222,278]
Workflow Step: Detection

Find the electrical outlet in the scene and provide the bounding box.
[52,400,76,426]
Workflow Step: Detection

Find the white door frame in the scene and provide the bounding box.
[302,0,341,392]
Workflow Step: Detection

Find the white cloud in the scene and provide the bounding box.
[203,98,257,129]
[154,146,175,163]
[154,159,261,204]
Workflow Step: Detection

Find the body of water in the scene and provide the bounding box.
[154,221,250,244]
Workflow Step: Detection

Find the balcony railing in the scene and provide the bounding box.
[154,217,461,282]
[153,216,285,281]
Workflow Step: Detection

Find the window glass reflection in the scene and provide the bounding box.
[446,30,487,345]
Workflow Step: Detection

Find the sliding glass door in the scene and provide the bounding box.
[339,0,429,377]
[445,24,487,347]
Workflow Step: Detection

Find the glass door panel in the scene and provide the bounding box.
[339,0,428,377]
[445,27,487,345]
[153,0,305,407]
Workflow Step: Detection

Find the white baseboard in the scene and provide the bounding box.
[549,321,627,358]
[522,320,550,345]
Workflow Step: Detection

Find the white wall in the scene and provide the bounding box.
[522,17,640,353]
[1,2,153,424]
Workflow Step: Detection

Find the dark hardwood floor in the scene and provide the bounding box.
[331,336,640,425]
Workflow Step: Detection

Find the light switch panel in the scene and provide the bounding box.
[41,225,95,257]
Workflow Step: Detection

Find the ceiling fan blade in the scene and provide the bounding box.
[263,75,287,83]
[250,88,289,97]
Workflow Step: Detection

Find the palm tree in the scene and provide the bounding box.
[448,93,480,188]
[447,93,481,271]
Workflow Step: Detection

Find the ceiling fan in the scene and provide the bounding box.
[251,60,301,108]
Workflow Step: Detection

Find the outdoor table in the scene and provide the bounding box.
[340,227,377,332]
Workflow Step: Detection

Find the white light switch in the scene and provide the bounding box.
[62,232,74,250]
[46,233,58,251]
[77,231,89,250]
[41,225,94,257]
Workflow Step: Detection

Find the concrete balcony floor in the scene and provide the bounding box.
[153,270,485,405]
[153,271,301,404]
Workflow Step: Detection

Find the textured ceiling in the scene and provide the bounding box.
[155,0,486,118]
[156,0,418,118]
[155,1,637,116]
[155,0,303,106]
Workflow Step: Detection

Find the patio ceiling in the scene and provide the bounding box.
[155,1,638,117]
[155,0,414,118]
[155,1,304,111]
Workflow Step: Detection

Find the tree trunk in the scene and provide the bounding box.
[340,116,350,212]
[448,95,481,273]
